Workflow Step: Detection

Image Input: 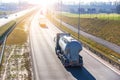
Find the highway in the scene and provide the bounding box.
[0,7,36,27]
[29,11,120,80]
[30,12,75,80]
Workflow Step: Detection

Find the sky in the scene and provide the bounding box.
[1,0,118,4]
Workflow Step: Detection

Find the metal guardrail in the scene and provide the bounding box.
[0,22,16,65]
[0,37,7,64]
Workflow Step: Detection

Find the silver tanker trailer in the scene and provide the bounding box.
[55,33,83,67]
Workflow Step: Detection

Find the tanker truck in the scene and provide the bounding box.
[55,33,83,67]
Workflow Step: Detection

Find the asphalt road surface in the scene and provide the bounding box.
[29,11,120,80]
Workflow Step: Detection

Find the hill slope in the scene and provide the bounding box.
[56,13,120,46]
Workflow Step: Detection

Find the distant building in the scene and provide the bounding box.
[53,2,117,14]
[87,8,97,14]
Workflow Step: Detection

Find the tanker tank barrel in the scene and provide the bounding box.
[55,33,83,67]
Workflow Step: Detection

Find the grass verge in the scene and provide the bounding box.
[6,10,36,45]
[6,21,27,45]
[0,21,16,38]
[56,13,120,46]
[60,12,120,20]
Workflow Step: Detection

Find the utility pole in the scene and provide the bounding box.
[18,0,20,11]
[60,0,62,27]
[78,0,80,40]
[0,0,2,5]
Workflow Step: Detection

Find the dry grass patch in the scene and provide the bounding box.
[6,10,36,45]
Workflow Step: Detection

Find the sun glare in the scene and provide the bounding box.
[31,0,56,15]
[38,0,50,7]
[31,0,56,7]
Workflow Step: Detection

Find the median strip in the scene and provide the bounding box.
[0,9,37,80]
[0,21,16,43]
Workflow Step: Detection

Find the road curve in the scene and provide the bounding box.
[29,11,120,80]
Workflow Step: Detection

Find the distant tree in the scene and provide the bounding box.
[116,4,120,14]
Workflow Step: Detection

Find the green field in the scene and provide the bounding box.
[56,12,120,46]
[0,11,14,15]
[6,10,37,45]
